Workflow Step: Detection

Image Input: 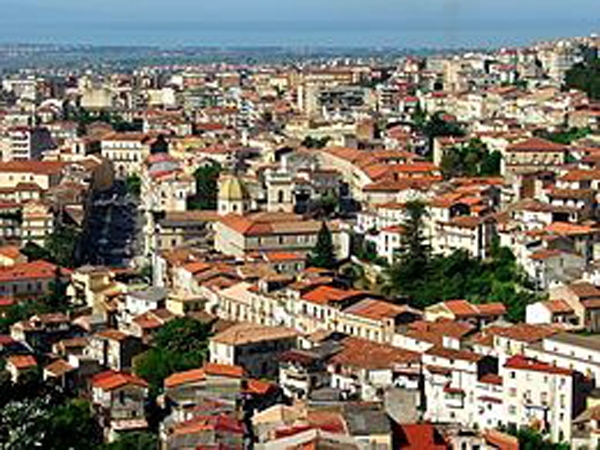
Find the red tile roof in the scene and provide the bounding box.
[0,260,68,283]
[91,370,148,391]
[488,324,558,343]
[172,414,243,436]
[443,300,479,317]
[204,363,245,378]
[343,299,420,322]
[329,337,420,370]
[395,423,447,450]
[0,160,68,175]
[301,286,365,306]
[542,299,574,314]
[504,355,572,376]
[507,138,567,153]
[7,354,37,369]
[426,345,482,363]
[164,368,205,388]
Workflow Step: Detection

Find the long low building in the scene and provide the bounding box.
[214,212,349,260]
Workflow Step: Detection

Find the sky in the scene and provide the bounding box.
[1,0,599,48]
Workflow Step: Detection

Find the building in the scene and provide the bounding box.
[7,126,55,160]
[209,323,299,378]
[501,355,585,443]
[214,212,349,260]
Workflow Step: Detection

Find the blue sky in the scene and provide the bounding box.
[1,0,599,47]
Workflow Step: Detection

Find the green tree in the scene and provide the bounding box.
[104,431,158,450]
[45,225,81,268]
[187,162,222,210]
[126,174,142,197]
[419,112,465,153]
[21,241,51,262]
[565,57,600,100]
[301,136,330,149]
[384,201,432,305]
[508,427,569,450]
[134,317,212,394]
[0,396,101,450]
[308,222,337,269]
[440,140,501,179]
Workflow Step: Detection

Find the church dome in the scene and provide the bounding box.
[218,175,250,201]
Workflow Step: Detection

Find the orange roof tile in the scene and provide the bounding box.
[301,286,365,306]
[329,337,420,370]
[164,368,205,388]
[7,354,37,369]
[92,370,148,391]
[504,355,571,375]
[204,363,245,378]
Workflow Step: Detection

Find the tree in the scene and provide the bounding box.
[44,225,81,268]
[301,136,330,149]
[126,174,142,197]
[187,162,222,210]
[440,139,501,179]
[21,241,51,262]
[0,394,101,450]
[41,267,70,312]
[507,427,569,450]
[308,222,337,269]
[565,57,600,100]
[418,112,465,154]
[134,317,212,394]
[104,431,158,450]
[383,200,432,305]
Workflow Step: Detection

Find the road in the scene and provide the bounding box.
[79,181,142,267]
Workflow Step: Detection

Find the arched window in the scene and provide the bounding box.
[278,190,284,203]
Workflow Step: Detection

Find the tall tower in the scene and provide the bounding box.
[265,167,294,213]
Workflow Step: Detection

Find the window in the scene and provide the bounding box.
[509,405,516,415]
[510,371,516,379]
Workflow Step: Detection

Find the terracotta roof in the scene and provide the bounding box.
[477,303,507,316]
[44,359,74,377]
[0,260,67,283]
[211,323,298,346]
[95,329,130,341]
[264,252,306,262]
[246,379,276,395]
[426,345,482,362]
[301,286,365,306]
[529,249,567,260]
[7,355,37,369]
[405,320,475,345]
[482,430,519,450]
[204,363,245,378]
[164,368,205,388]
[0,245,23,261]
[329,337,420,370]
[91,370,148,391]
[542,299,574,314]
[507,137,567,153]
[343,299,421,322]
[395,423,447,450]
[504,355,572,376]
[442,300,479,317]
[568,282,600,300]
[545,222,595,236]
[488,324,557,343]
[171,414,243,436]
[0,160,68,175]
[479,373,503,385]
